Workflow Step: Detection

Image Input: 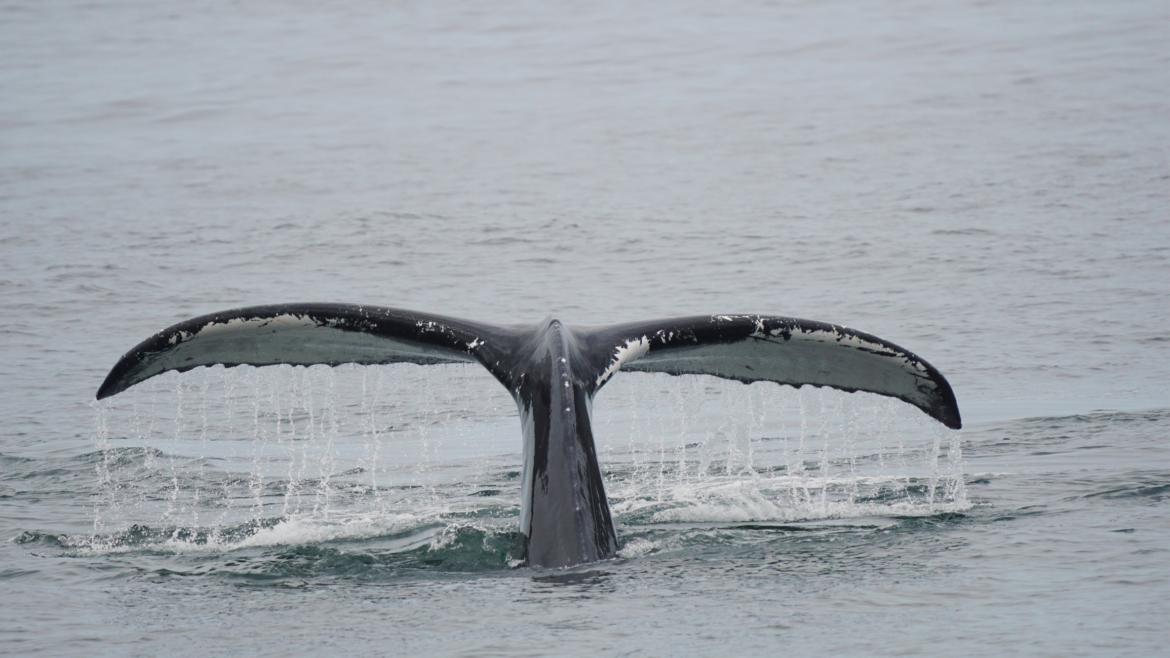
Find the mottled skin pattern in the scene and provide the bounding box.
[97,304,961,568]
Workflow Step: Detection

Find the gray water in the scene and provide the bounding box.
[2,0,1167,655]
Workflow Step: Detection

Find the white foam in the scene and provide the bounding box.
[610,474,972,525]
[230,513,421,549]
[646,498,970,524]
[74,511,431,556]
[616,537,658,558]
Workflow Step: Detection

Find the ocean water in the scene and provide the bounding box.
[1,0,1167,656]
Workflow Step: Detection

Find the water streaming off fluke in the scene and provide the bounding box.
[87,363,967,564]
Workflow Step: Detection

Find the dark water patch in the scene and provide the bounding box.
[0,568,42,580]
[1081,480,1169,502]
[211,526,521,584]
[969,408,1169,440]
[13,530,68,548]
[932,228,996,236]
[531,568,611,586]
[731,524,820,532]
[1017,408,1168,429]
[410,526,520,572]
[0,449,150,492]
[889,512,967,526]
[470,237,536,246]
[528,568,616,596]
[23,515,523,583]
[237,544,390,580]
[0,452,34,466]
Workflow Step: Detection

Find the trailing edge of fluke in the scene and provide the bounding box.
[96,304,961,568]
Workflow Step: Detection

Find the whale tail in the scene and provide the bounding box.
[96,304,961,567]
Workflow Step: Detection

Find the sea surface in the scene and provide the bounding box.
[1,1,1167,656]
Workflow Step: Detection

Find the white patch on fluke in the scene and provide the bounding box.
[195,314,318,340]
[596,335,651,386]
[765,325,927,375]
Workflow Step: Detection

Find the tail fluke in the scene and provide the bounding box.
[96,307,961,568]
[95,303,514,400]
[584,315,961,429]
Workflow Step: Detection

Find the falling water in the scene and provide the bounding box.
[88,366,966,555]
[89,364,511,551]
[595,372,967,524]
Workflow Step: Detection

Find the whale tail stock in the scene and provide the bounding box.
[96,304,961,568]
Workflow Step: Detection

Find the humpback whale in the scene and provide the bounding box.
[96,304,961,568]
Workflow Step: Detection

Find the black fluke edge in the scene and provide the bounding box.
[97,304,962,568]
